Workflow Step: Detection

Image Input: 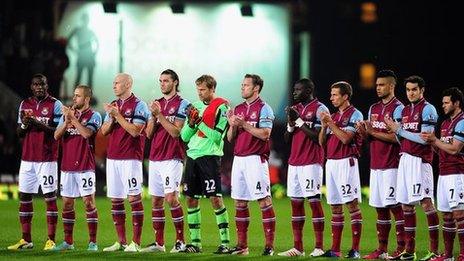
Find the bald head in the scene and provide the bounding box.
[113,73,133,99]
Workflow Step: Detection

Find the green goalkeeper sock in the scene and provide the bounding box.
[187,207,201,247]
[214,206,230,246]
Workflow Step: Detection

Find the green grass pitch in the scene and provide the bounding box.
[0,196,453,260]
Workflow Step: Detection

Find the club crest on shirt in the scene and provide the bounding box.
[306,111,313,119]
[41,107,49,115]
[342,118,349,126]
[81,119,87,125]
[413,113,419,121]
[250,111,257,120]
[125,109,132,116]
[169,107,176,115]
[370,114,378,121]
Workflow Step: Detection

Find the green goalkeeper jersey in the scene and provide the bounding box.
[180,100,229,160]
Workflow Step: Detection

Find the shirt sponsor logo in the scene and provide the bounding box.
[403,122,419,130]
[440,135,453,144]
[36,116,50,125]
[246,121,257,127]
[372,121,387,129]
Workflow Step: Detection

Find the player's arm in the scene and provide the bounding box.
[197,104,229,144]
[145,117,158,139]
[145,100,161,139]
[227,108,238,142]
[327,110,362,145]
[239,104,274,141]
[422,120,464,155]
[180,103,200,143]
[227,124,238,142]
[318,111,331,146]
[73,112,102,139]
[113,101,149,137]
[368,105,404,143]
[180,121,197,143]
[17,101,29,138]
[54,106,70,140]
[101,110,115,136]
[283,106,296,143]
[391,104,437,145]
[318,125,328,146]
[240,123,271,141]
[299,105,328,143]
[113,114,144,138]
[27,100,63,135]
[159,100,189,138]
[326,121,355,145]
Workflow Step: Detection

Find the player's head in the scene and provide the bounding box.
[113,73,133,98]
[376,70,397,99]
[293,78,315,103]
[442,87,463,116]
[330,81,352,108]
[404,75,425,103]
[159,69,179,94]
[73,85,92,110]
[241,74,263,100]
[195,74,216,102]
[30,74,49,99]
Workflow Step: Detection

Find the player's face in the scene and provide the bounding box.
[442,96,455,116]
[376,77,393,99]
[405,82,424,103]
[72,88,88,110]
[113,75,129,97]
[30,77,48,99]
[196,82,214,102]
[292,83,309,103]
[159,74,177,95]
[330,87,347,108]
[241,77,258,100]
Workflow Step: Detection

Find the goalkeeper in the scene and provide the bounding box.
[179,74,231,254]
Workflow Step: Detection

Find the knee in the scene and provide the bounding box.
[443,212,453,220]
[235,200,248,209]
[211,197,224,209]
[20,192,33,201]
[347,200,360,212]
[421,199,435,212]
[331,204,343,214]
[128,194,142,204]
[152,196,164,208]
[63,199,74,211]
[258,196,272,208]
[186,197,199,209]
[44,191,56,199]
[83,197,95,210]
[165,194,179,207]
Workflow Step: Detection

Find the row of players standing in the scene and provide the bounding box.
[8,70,464,260]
